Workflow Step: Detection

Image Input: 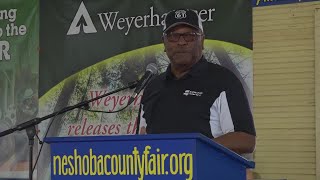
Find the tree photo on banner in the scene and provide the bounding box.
[0,0,39,179]
[38,0,252,179]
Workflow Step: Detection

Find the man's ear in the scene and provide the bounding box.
[201,36,205,50]
[162,35,166,52]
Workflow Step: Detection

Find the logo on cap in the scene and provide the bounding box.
[175,10,187,19]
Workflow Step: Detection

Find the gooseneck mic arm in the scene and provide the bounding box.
[0,81,138,138]
[0,81,137,180]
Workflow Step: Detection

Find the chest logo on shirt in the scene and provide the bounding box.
[183,90,203,96]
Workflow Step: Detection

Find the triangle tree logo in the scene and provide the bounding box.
[67,1,97,35]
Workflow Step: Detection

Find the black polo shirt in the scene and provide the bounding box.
[139,57,255,138]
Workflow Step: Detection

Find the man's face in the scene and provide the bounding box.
[163,25,204,67]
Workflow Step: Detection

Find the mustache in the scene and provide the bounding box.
[173,49,191,53]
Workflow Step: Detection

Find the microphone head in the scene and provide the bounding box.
[146,63,158,75]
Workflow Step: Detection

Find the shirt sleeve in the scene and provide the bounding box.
[138,104,147,128]
[224,70,256,136]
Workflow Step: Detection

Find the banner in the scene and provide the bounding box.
[0,0,39,178]
[252,0,318,7]
[39,0,252,179]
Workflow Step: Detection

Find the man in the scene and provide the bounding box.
[138,9,255,156]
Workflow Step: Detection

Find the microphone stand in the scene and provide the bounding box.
[0,81,137,180]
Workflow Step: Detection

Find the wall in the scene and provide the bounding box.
[253,2,320,180]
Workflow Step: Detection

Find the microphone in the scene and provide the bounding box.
[128,63,158,105]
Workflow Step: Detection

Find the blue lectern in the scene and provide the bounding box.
[45,133,254,180]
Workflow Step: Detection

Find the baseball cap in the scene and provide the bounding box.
[163,9,203,33]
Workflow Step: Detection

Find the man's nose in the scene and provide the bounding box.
[177,35,187,45]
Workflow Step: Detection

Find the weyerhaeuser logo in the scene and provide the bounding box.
[67,2,97,35]
[67,1,216,36]
[53,146,193,180]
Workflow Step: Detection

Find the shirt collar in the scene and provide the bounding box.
[165,56,207,80]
